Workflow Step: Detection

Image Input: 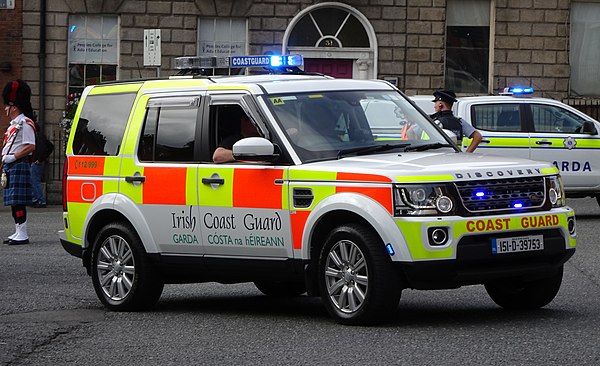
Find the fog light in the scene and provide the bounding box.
[428,227,449,246]
[567,217,576,235]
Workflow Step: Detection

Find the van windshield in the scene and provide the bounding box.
[262,90,452,162]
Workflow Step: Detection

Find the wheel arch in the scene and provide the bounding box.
[82,193,158,270]
[302,192,411,261]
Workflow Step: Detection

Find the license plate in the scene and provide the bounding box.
[492,235,544,254]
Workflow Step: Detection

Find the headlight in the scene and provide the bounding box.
[394,184,456,216]
[546,175,565,208]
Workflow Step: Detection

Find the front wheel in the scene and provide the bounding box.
[91,222,164,311]
[484,266,563,310]
[318,224,402,325]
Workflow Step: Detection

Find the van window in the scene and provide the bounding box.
[531,104,587,134]
[471,104,522,132]
[138,102,199,162]
[72,92,136,155]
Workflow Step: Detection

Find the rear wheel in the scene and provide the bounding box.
[485,266,563,310]
[91,222,164,311]
[318,224,401,325]
[254,280,306,297]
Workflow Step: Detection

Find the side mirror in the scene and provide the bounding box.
[442,129,459,145]
[232,137,280,162]
[581,121,598,135]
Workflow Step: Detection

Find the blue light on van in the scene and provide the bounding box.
[513,202,524,208]
[499,87,534,96]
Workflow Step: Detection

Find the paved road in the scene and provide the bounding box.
[0,200,599,365]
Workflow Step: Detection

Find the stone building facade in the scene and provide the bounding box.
[2,0,599,203]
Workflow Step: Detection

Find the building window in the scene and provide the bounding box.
[570,3,600,96]
[198,17,247,75]
[68,15,118,98]
[445,0,490,93]
[287,7,369,48]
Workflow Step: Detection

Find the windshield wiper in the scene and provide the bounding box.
[403,142,455,152]
[337,143,410,159]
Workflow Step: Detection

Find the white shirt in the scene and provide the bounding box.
[2,113,36,157]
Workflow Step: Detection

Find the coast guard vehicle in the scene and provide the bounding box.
[59,56,576,325]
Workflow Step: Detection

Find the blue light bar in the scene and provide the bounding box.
[513,202,523,208]
[475,191,485,197]
[499,87,534,96]
[229,55,303,68]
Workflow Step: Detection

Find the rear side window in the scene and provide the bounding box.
[471,103,522,132]
[72,92,136,155]
[138,97,200,162]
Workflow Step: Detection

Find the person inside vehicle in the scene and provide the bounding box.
[213,114,260,163]
[430,89,482,152]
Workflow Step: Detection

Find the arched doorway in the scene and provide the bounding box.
[282,2,377,79]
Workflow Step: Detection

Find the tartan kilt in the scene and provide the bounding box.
[3,159,33,206]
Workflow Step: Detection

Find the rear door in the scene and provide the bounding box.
[465,101,530,158]
[119,93,206,255]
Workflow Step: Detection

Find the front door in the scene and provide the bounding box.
[196,97,293,259]
[528,103,600,189]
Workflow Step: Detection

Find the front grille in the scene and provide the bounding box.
[455,177,546,213]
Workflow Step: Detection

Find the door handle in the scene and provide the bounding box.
[125,175,146,183]
[202,177,225,185]
[480,139,490,144]
[535,140,553,145]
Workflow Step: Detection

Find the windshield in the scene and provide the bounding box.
[263,90,454,162]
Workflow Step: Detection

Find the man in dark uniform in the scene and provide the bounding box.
[430,90,482,153]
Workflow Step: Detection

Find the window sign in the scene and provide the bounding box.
[0,0,15,9]
[69,15,118,64]
[198,18,246,57]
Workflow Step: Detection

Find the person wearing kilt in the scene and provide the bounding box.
[2,80,36,245]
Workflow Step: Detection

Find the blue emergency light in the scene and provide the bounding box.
[499,87,534,96]
[229,55,303,68]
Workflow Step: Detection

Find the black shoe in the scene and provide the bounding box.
[8,239,29,245]
[3,238,12,244]
[33,202,46,208]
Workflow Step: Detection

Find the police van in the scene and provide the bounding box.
[410,88,600,206]
[59,56,576,325]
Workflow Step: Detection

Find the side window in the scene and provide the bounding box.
[138,97,200,162]
[531,104,587,134]
[72,92,136,155]
[209,104,261,160]
[471,104,521,132]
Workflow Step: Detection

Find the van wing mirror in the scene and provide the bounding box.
[232,137,280,162]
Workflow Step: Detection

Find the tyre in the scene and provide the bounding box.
[91,222,164,311]
[484,266,563,310]
[254,280,306,297]
[318,224,402,325]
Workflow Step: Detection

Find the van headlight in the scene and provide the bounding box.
[546,175,565,208]
[394,184,456,216]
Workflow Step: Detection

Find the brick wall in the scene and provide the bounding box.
[494,0,570,100]
[0,1,23,132]
[14,0,597,204]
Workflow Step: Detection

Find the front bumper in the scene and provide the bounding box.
[399,229,575,290]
